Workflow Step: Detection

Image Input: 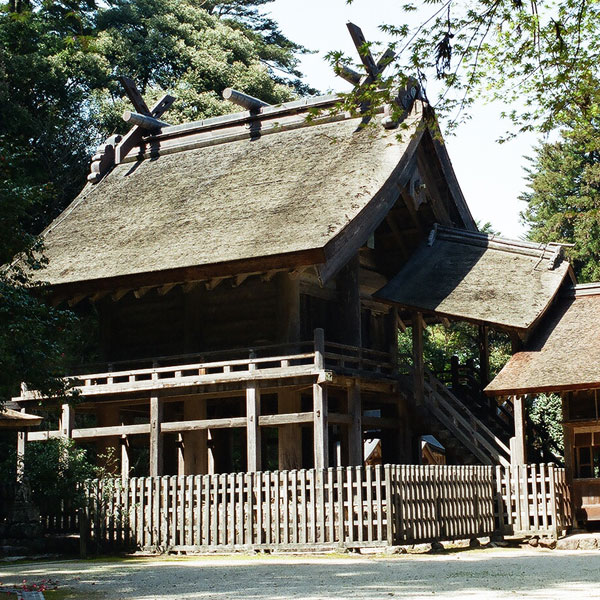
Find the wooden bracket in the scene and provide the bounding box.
[87,134,122,183]
[114,77,176,165]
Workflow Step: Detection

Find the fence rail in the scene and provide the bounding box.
[82,465,495,551]
[1,464,572,552]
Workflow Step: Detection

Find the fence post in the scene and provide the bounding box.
[548,463,559,539]
[384,464,394,545]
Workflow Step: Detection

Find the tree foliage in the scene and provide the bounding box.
[521,123,600,282]
[336,0,600,135]
[0,0,309,406]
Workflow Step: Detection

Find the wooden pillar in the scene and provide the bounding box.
[278,390,302,470]
[150,394,163,477]
[313,383,329,469]
[246,382,261,472]
[337,255,361,346]
[412,312,425,406]
[277,272,301,343]
[386,306,399,368]
[16,409,27,483]
[61,403,74,438]
[511,394,527,465]
[181,398,208,475]
[121,436,130,481]
[478,324,490,389]
[348,383,362,466]
[510,331,522,354]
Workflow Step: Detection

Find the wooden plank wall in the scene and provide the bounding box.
[82,465,497,551]
[495,464,572,539]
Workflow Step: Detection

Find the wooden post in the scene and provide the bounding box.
[511,395,527,465]
[337,255,361,346]
[412,312,425,406]
[150,394,163,477]
[277,273,301,343]
[313,383,329,469]
[348,383,362,466]
[478,324,490,389]
[61,403,74,438]
[278,390,302,470]
[183,398,208,475]
[16,409,27,483]
[121,435,130,482]
[314,328,325,369]
[246,382,261,472]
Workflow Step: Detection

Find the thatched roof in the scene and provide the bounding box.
[375,226,572,332]
[33,96,471,291]
[486,284,600,395]
[0,407,42,429]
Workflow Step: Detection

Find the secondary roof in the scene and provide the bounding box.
[486,283,600,396]
[375,226,572,332]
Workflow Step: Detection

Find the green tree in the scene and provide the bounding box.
[521,123,600,282]
[0,0,310,406]
[335,0,600,135]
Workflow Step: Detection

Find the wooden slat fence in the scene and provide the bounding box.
[495,464,572,538]
[82,464,496,551]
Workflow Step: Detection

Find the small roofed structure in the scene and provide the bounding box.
[0,407,42,429]
[375,226,573,334]
[486,283,600,524]
[486,283,600,395]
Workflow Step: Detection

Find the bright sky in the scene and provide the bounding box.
[268,0,538,239]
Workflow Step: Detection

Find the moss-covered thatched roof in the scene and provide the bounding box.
[34,98,441,290]
[486,284,600,395]
[375,226,572,332]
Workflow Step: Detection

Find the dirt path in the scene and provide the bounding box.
[1,547,600,600]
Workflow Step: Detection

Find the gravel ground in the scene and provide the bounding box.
[1,547,600,600]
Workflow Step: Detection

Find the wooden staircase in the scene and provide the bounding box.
[401,367,512,466]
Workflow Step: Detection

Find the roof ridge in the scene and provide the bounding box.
[435,225,557,259]
[566,282,600,297]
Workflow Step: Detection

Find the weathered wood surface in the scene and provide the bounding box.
[495,464,572,538]
[80,464,498,551]
[17,334,393,401]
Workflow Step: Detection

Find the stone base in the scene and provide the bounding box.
[556,533,600,551]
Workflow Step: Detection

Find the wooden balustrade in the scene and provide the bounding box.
[17,332,395,401]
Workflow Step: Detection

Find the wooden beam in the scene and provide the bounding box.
[233,273,250,288]
[277,272,300,343]
[161,417,246,433]
[511,394,527,465]
[68,294,87,308]
[122,110,170,131]
[205,277,226,291]
[313,382,328,469]
[112,289,131,302]
[118,75,151,115]
[346,22,379,76]
[335,63,361,85]
[149,394,163,477]
[412,311,424,406]
[71,423,150,440]
[222,87,270,111]
[246,382,261,472]
[134,286,154,299]
[348,383,362,465]
[158,282,177,296]
[261,410,313,427]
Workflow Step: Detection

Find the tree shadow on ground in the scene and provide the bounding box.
[1,550,600,599]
